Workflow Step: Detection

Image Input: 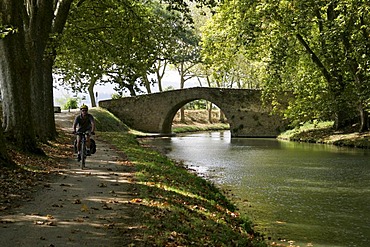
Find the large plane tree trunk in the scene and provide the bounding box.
[1,0,73,147]
[0,26,38,152]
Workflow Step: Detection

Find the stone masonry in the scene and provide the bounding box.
[99,87,288,137]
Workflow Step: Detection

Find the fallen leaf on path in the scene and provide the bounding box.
[59,183,71,187]
[73,218,84,222]
[81,204,89,212]
[107,199,119,204]
[0,219,15,224]
[103,223,115,229]
[130,198,142,203]
[73,199,81,204]
[45,221,57,226]
[102,203,112,210]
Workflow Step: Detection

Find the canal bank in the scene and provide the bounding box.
[172,110,370,150]
[92,108,268,246]
[144,131,370,247]
[277,121,370,149]
[102,109,368,246]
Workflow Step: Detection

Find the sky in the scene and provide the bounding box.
[53,69,204,107]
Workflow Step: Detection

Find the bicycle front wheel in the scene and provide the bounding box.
[81,140,86,169]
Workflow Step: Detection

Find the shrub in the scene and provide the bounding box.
[63,98,79,110]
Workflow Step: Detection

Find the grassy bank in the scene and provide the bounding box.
[173,123,229,133]
[278,121,370,149]
[90,108,267,246]
[172,109,230,134]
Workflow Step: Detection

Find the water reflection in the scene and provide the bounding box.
[145,131,370,247]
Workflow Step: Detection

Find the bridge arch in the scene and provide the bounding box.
[161,98,228,134]
[99,87,287,137]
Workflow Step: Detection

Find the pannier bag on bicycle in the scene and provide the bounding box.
[74,138,96,154]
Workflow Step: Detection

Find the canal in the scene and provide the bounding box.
[143,131,370,247]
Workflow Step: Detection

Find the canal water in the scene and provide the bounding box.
[143,131,370,247]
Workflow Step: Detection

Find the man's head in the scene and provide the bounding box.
[80,104,88,115]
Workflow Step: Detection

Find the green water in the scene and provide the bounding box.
[146,131,370,247]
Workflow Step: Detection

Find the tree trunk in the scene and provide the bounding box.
[43,56,57,139]
[155,60,167,92]
[359,105,369,132]
[88,78,97,107]
[28,0,54,142]
[128,83,136,96]
[0,120,14,167]
[0,0,73,151]
[179,62,186,122]
[208,102,213,123]
[0,33,38,152]
[30,47,49,142]
[220,110,225,123]
[180,107,186,123]
[142,75,152,94]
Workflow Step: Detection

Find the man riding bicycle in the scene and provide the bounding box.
[73,104,96,161]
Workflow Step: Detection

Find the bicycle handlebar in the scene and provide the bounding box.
[74,131,90,135]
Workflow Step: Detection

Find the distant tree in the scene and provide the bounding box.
[56,0,216,97]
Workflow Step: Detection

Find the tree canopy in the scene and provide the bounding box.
[55,0,207,98]
[200,0,370,130]
[0,0,217,165]
[1,0,369,167]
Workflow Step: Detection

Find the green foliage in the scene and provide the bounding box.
[55,0,202,96]
[164,85,175,91]
[279,121,334,140]
[173,123,229,133]
[62,98,79,110]
[204,0,370,129]
[200,3,266,89]
[184,100,207,110]
[0,25,17,38]
[111,93,123,100]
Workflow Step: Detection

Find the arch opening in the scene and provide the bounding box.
[161,99,230,134]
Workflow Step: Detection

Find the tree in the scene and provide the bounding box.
[56,0,210,97]
[200,4,265,90]
[207,0,370,131]
[0,0,74,153]
[0,0,217,157]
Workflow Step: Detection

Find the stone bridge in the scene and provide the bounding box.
[99,87,287,137]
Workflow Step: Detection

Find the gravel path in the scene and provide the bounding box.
[0,111,139,247]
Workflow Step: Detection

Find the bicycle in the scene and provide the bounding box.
[75,131,90,169]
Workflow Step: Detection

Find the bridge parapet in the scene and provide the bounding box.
[99,87,288,137]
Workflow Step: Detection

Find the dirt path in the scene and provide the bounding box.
[0,111,139,247]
